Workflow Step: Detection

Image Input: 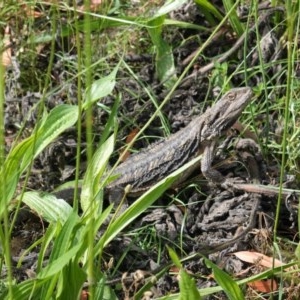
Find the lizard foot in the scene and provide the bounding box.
[221,178,246,191]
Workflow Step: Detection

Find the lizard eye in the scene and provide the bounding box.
[227,92,236,101]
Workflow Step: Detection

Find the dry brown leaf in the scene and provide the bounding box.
[119,128,140,162]
[125,128,140,144]
[248,279,278,293]
[234,251,284,268]
[169,266,180,273]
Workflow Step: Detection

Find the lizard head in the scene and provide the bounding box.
[205,87,253,138]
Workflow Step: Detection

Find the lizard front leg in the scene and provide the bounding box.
[201,140,226,184]
[201,141,244,189]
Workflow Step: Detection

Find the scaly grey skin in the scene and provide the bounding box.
[53,87,253,205]
[107,87,253,202]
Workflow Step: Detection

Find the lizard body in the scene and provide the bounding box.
[53,87,253,204]
[107,87,253,200]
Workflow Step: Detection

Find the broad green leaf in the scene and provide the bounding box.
[143,247,201,299]
[59,14,206,39]
[81,135,114,213]
[204,258,244,300]
[38,213,82,297]
[57,260,86,299]
[164,19,210,31]
[222,0,244,36]
[94,276,118,300]
[1,105,78,215]
[53,179,83,193]
[37,212,82,280]
[194,0,223,20]
[21,192,73,224]
[48,212,80,262]
[36,223,58,273]
[9,279,47,300]
[154,0,188,18]
[179,269,202,300]
[64,15,146,35]
[21,105,78,169]
[37,244,82,279]
[83,64,119,110]
[148,16,177,87]
[98,93,120,147]
[33,15,147,43]
[167,246,182,268]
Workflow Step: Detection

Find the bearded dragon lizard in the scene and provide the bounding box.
[106,87,253,203]
[54,87,253,205]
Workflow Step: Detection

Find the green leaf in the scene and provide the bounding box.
[94,276,118,300]
[37,212,82,279]
[152,247,202,299]
[37,244,82,279]
[154,0,189,18]
[179,268,202,300]
[22,105,78,169]
[61,16,146,36]
[81,135,115,213]
[148,16,177,87]
[167,246,182,268]
[57,261,86,299]
[204,258,244,300]
[154,262,296,299]
[164,18,210,31]
[1,105,78,215]
[48,212,80,262]
[194,0,223,20]
[22,192,73,224]
[9,279,47,300]
[222,0,244,36]
[36,223,58,272]
[83,64,119,110]
[98,93,120,147]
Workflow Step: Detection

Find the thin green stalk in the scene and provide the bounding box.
[72,0,83,213]
[253,1,272,149]
[273,3,296,299]
[273,0,295,244]
[83,1,95,299]
[0,48,13,300]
